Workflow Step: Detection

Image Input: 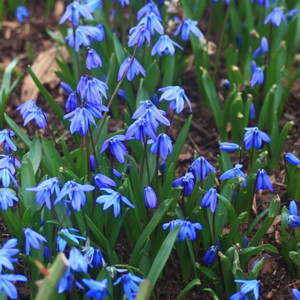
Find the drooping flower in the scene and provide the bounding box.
[201,188,218,213]
[114,273,144,299]
[57,228,86,252]
[219,142,240,152]
[234,279,260,300]
[151,35,183,56]
[0,155,21,175]
[118,57,145,81]
[83,278,108,300]
[0,190,19,211]
[230,291,249,300]
[244,127,270,150]
[150,133,173,160]
[23,228,47,256]
[250,61,264,86]
[94,173,117,189]
[15,6,29,23]
[253,36,268,59]
[178,220,202,241]
[137,1,161,20]
[174,19,204,41]
[264,7,287,27]
[100,135,128,164]
[0,168,18,188]
[96,188,135,218]
[190,156,215,181]
[292,288,300,300]
[27,177,60,209]
[54,180,95,211]
[84,0,102,13]
[144,186,157,208]
[128,24,151,48]
[287,201,300,227]
[0,238,19,272]
[220,164,246,186]
[58,267,83,293]
[59,1,93,26]
[162,219,183,231]
[23,107,48,129]
[125,118,157,142]
[172,172,195,196]
[17,100,37,119]
[0,273,27,299]
[250,103,256,120]
[0,130,17,152]
[86,48,102,69]
[203,245,219,265]
[68,247,88,273]
[285,153,300,167]
[79,76,108,104]
[139,12,164,36]
[256,169,273,192]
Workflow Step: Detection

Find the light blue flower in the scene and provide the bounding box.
[0,238,19,272]
[219,142,240,152]
[139,12,163,36]
[201,188,217,213]
[190,156,215,181]
[235,279,260,300]
[100,135,128,164]
[83,278,108,299]
[0,273,27,299]
[118,57,145,81]
[250,61,264,86]
[137,2,161,20]
[114,273,144,300]
[264,7,287,27]
[128,24,151,48]
[0,155,21,175]
[0,168,18,188]
[68,247,88,273]
[0,190,18,211]
[125,118,157,142]
[94,173,117,189]
[220,164,246,186]
[0,130,16,152]
[86,48,102,69]
[151,35,183,56]
[15,6,29,23]
[150,133,173,160]
[57,228,86,252]
[24,228,47,256]
[174,19,204,41]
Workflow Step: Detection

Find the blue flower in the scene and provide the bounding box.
[94,173,117,189]
[250,103,256,120]
[96,188,135,217]
[223,79,231,91]
[220,164,246,186]
[100,135,128,164]
[201,188,217,213]
[0,238,19,272]
[0,273,27,299]
[163,219,183,231]
[289,200,298,216]
[118,57,145,81]
[23,107,48,129]
[256,169,273,192]
[137,2,161,20]
[203,245,218,265]
[178,220,202,241]
[285,153,300,167]
[114,273,144,300]
[292,289,300,300]
[60,83,78,112]
[58,267,83,293]
[287,9,298,20]
[172,172,195,196]
[68,247,88,273]
[54,180,95,211]
[219,142,240,152]
[253,36,268,59]
[235,279,260,300]
[0,168,18,188]
[244,127,270,150]
[57,228,86,252]
[113,169,124,181]
[264,7,287,27]
[128,24,151,48]
[125,118,157,142]
[139,12,163,36]
[59,1,93,26]
[86,48,102,69]
[27,177,60,209]
[0,130,16,152]
[150,133,173,160]
[82,242,104,268]
[0,155,21,175]
[151,35,183,56]
[83,278,108,300]
[0,190,18,211]
[118,0,129,7]
[230,291,249,300]
[16,99,37,119]
[287,201,300,227]
[190,156,215,181]
[174,19,204,41]
[84,0,102,13]
[159,86,192,113]
[250,61,264,86]
[250,0,276,8]
[15,6,29,23]
[24,228,47,256]
[144,186,157,208]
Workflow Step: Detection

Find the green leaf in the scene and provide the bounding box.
[28,135,42,174]
[136,280,151,300]
[176,279,201,300]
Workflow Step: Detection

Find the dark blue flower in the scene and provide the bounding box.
[159,86,192,113]
[0,130,16,152]
[100,135,128,164]
[54,180,95,211]
[190,156,215,181]
[68,247,88,273]
[144,186,157,208]
[59,1,93,26]
[285,153,300,166]
[0,190,18,211]
[250,61,264,86]
[151,35,183,56]
[114,273,144,299]
[264,7,287,27]
[139,12,163,36]
[27,177,60,209]
[57,228,86,252]
[287,202,300,227]
[118,57,145,81]
[201,188,217,213]
[223,79,231,91]
[172,172,195,196]
[250,103,256,120]
[256,169,273,192]
[219,142,240,152]
[150,133,172,160]
[220,164,246,186]
[0,168,18,188]
[244,127,270,150]
[58,267,83,293]
[61,84,78,112]
[113,169,124,181]
[24,228,47,256]
[83,278,108,299]
[0,273,27,299]
[0,155,21,175]
[125,118,157,142]
[253,36,268,59]
[178,220,202,241]
[94,173,117,189]
[96,188,135,217]
[235,279,260,300]
[230,291,248,300]
[15,6,29,23]
[128,24,151,48]
[203,245,218,265]
[86,48,102,69]
[174,19,204,41]
[250,0,276,8]
[0,238,19,272]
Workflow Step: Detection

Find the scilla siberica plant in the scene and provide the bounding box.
[0,0,299,299]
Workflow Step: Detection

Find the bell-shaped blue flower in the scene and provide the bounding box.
[253,36,268,59]
[0,238,19,272]
[235,279,260,300]
[68,247,88,273]
[144,186,157,208]
[203,245,218,265]
[125,118,157,142]
[0,155,21,175]
[178,220,202,241]
[15,6,29,23]
[118,57,145,81]
[94,173,117,189]
[83,278,108,299]
[151,35,183,56]
[190,156,215,181]
[100,135,128,164]
[250,61,264,86]
[0,190,18,211]
[0,168,18,188]
[292,289,300,300]
[128,24,151,48]
[23,228,47,256]
[172,172,195,196]
[0,130,16,152]
[139,12,163,36]
[256,169,273,192]
[285,153,300,167]
[264,7,287,27]
[137,2,161,20]
[86,48,102,69]
[0,273,27,299]
[201,188,217,213]
[220,164,246,186]
[244,127,270,150]
[174,19,204,41]
[219,142,240,152]
[57,228,86,252]
[114,273,144,300]
[150,133,173,160]
[17,99,37,119]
